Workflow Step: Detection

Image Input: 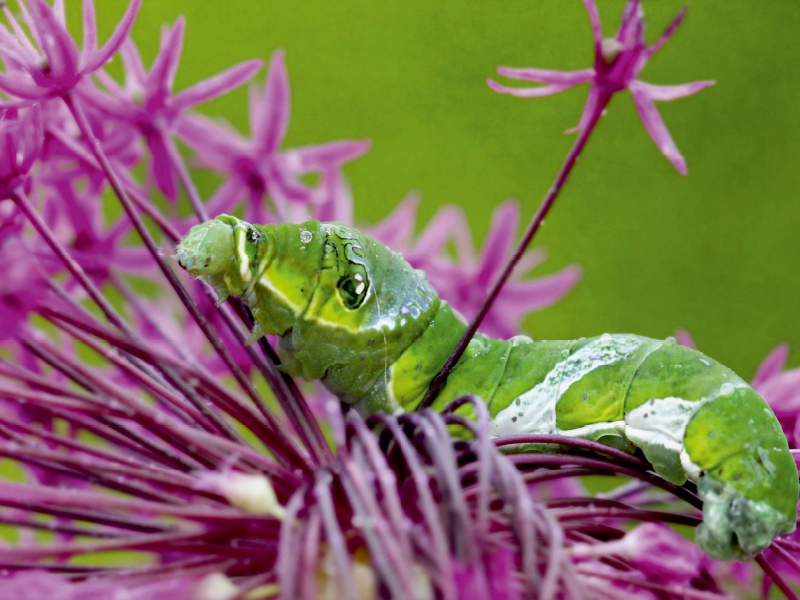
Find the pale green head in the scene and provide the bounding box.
[175,219,236,277]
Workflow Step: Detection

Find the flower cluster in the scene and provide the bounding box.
[0,1,795,599]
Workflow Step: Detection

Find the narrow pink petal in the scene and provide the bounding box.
[146,131,177,200]
[52,0,66,23]
[146,16,184,110]
[582,0,603,52]
[500,264,582,309]
[476,200,519,284]
[646,6,687,58]
[629,80,687,174]
[616,0,644,47]
[92,68,125,97]
[289,139,371,172]
[265,162,312,204]
[752,344,790,388]
[258,49,290,154]
[81,0,97,55]
[206,177,246,215]
[120,38,146,88]
[633,80,715,102]
[564,85,600,134]
[674,328,696,349]
[495,66,594,86]
[487,79,574,98]
[0,72,48,99]
[173,113,246,162]
[1,8,39,58]
[32,0,80,81]
[171,59,263,112]
[81,0,141,75]
[368,192,420,251]
[414,205,473,262]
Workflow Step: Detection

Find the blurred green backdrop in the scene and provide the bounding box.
[85,0,800,379]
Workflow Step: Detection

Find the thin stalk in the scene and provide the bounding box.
[60,91,312,473]
[419,93,611,409]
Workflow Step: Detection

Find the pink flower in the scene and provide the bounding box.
[175,50,370,223]
[0,0,140,106]
[81,18,262,200]
[488,0,715,174]
[371,195,582,339]
[0,105,42,198]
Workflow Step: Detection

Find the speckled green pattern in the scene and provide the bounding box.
[177,216,798,560]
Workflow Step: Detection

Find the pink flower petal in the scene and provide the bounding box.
[32,0,80,82]
[495,66,594,86]
[288,139,371,172]
[487,79,575,98]
[646,6,687,59]
[752,344,790,388]
[120,38,146,88]
[635,80,716,102]
[146,131,177,200]
[258,49,291,154]
[81,0,97,55]
[368,192,421,251]
[145,17,184,111]
[629,80,687,174]
[171,59,263,113]
[81,0,141,75]
[476,200,520,285]
[674,328,696,350]
[565,84,601,134]
[581,0,603,53]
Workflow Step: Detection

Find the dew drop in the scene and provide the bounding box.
[299,230,313,244]
[719,383,735,396]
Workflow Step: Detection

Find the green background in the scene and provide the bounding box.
[86,0,800,380]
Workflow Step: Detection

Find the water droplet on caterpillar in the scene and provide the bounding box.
[300,230,313,244]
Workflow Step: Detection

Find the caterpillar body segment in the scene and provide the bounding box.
[176,215,798,560]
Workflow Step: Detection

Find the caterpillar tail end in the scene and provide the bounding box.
[696,475,796,560]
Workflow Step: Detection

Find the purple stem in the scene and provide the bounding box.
[10,189,130,335]
[419,93,611,409]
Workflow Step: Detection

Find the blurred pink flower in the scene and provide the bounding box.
[176,50,370,223]
[371,195,582,339]
[81,18,262,200]
[0,105,42,198]
[488,0,715,174]
[0,0,140,106]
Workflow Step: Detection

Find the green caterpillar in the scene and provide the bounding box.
[176,215,798,560]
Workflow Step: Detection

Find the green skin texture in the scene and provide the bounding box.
[176,215,798,560]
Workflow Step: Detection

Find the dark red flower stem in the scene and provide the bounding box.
[419,92,612,410]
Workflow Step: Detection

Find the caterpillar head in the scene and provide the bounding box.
[176,219,236,277]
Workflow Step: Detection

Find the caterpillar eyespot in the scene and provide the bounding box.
[176,215,798,561]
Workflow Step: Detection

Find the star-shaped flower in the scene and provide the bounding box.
[0,0,140,106]
[175,50,370,224]
[488,0,715,174]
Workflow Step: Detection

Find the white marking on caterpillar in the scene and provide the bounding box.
[491,334,645,437]
[558,420,626,439]
[625,396,700,455]
[236,226,251,282]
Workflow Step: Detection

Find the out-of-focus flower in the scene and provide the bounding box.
[371,196,582,338]
[571,523,707,585]
[488,0,715,174]
[0,105,42,198]
[176,50,370,223]
[0,0,140,106]
[81,18,262,200]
